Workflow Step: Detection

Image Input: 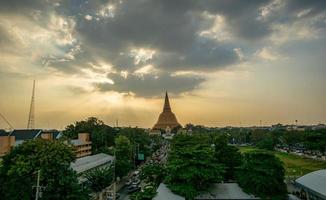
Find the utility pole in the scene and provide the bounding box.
[133,143,137,167]
[35,170,41,200]
[113,148,116,200]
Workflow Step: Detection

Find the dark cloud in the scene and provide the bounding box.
[0,0,50,13]
[95,72,204,97]
[0,25,13,47]
[1,0,325,97]
[199,0,273,40]
[285,0,326,17]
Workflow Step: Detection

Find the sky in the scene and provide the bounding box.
[0,0,325,129]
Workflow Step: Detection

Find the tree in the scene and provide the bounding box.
[63,117,116,153]
[0,139,87,200]
[84,166,113,193]
[304,130,326,152]
[130,186,157,200]
[250,129,269,145]
[140,163,166,186]
[236,150,287,199]
[166,134,224,199]
[150,134,164,153]
[115,135,133,178]
[214,135,242,180]
[283,131,304,147]
[119,127,152,158]
[257,136,275,150]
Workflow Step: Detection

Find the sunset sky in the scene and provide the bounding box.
[0,0,325,129]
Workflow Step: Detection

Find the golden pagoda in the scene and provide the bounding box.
[153,92,181,130]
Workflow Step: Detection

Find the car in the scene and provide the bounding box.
[127,186,141,193]
[125,179,132,186]
[106,193,120,200]
[132,179,141,185]
[141,184,154,192]
[133,170,140,176]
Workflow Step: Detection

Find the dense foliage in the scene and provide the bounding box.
[130,186,157,200]
[140,163,166,186]
[213,135,242,180]
[119,127,152,159]
[212,126,326,153]
[84,166,113,193]
[236,150,287,199]
[166,134,224,199]
[0,139,87,200]
[115,135,133,178]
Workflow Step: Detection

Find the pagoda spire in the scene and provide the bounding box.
[153,91,181,130]
[163,91,171,112]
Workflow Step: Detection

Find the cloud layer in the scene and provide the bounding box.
[0,0,325,97]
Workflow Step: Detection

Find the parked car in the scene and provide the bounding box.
[107,193,120,200]
[125,179,132,186]
[141,184,154,192]
[127,185,141,193]
[132,179,141,185]
[133,170,140,177]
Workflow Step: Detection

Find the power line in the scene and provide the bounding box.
[0,112,14,130]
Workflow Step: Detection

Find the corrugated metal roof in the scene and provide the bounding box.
[195,183,259,199]
[70,153,114,174]
[154,183,185,200]
[10,129,42,140]
[0,129,8,136]
[295,169,326,198]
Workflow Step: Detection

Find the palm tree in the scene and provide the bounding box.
[84,166,113,199]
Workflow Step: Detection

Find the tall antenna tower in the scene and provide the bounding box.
[27,80,35,129]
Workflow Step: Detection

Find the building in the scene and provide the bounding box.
[153,92,181,131]
[0,129,62,156]
[70,153,114,181]
[195,183,259,200]
[154,183,185,200]
[0,129,92,158]
[69,133,92,158]
[295,169,326,200]
[0,130,15,156]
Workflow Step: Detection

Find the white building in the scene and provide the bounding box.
[295,169,326,200]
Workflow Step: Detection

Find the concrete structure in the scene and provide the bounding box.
[195,183,259,200]
[70,133,92,158]
[0,130,15,156]
[295,169,326,200]
[154,183,185,200]
[153,92,181,130]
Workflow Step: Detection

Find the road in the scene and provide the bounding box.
[118,140,169,200]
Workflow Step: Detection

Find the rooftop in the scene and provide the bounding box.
[0,129,8,136]
[70,153,114,174]
[195,183,259,200]
[9,129,42,141]
[154,183,185,200]
[295,169,326,198]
